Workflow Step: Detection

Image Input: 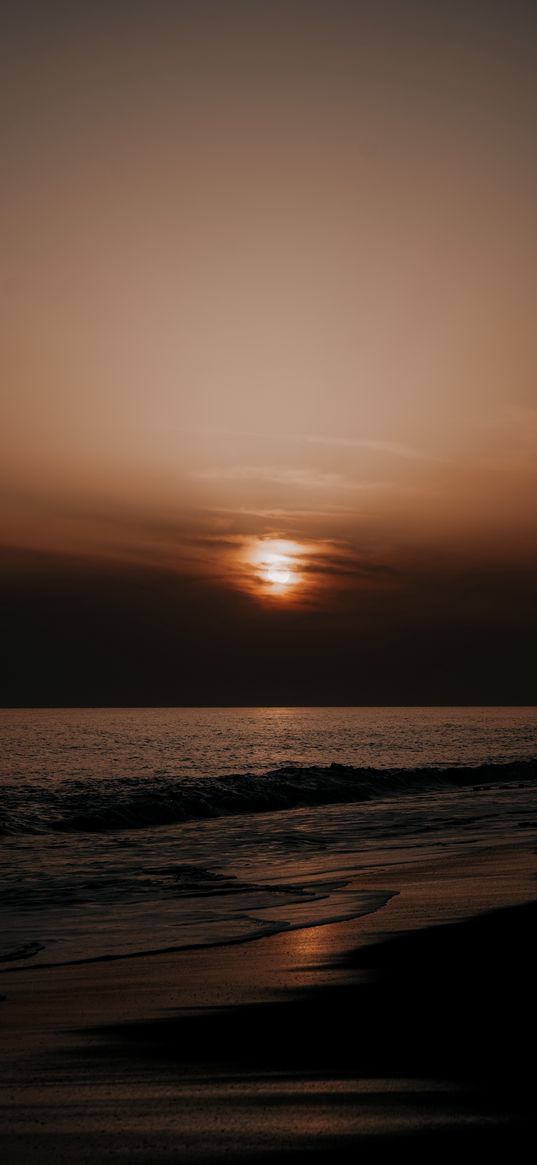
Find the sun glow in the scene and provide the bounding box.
[247,539,303,597]
[232,535,334,603]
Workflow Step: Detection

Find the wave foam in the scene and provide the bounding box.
[1,758,535,836]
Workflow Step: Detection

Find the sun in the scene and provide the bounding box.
[264,565,292,587]
[247,539,302,596]
[233,535,329,602]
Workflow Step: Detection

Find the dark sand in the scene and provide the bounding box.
[1,838,535,1161]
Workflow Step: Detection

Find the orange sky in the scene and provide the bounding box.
[1,2,537,701]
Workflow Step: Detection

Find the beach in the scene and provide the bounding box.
[2,831,535,1161]
[1,707,536,1160]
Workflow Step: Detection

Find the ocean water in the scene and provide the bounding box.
[1,707,536,972]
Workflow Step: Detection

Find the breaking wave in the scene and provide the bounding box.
[1,758,536,836]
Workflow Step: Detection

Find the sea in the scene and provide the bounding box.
[1,706,536,973]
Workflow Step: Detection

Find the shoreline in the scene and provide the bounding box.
[1,836,535,1160]
[0,888,397,975]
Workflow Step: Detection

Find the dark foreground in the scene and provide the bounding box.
[1,841,535,1161]
[88,903,536,1160]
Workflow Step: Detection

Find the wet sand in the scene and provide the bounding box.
[1,837,535,1161]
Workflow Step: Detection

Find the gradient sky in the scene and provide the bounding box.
[2,1,537,704]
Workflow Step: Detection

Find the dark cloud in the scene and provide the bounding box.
[1,547,536,706]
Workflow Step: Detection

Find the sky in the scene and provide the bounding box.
[2,0,537,704]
